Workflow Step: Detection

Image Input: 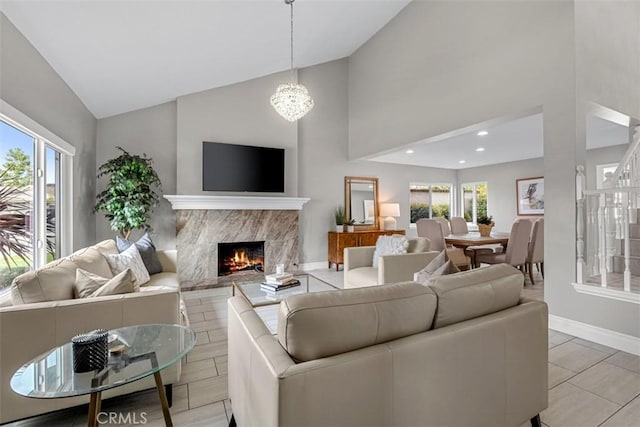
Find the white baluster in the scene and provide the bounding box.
[623,192,631,290]
[598,193,608,287]
[576,165,586,284]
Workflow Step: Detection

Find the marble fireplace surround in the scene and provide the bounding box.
[165,196,309,290]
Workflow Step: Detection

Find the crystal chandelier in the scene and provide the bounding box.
[270,0,314,122]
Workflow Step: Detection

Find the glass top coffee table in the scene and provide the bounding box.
[232,273,337,308]
[11,323,196,427]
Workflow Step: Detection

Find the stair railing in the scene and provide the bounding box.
[576,125,640,296]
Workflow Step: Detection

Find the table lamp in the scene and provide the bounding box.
[379,203,400,230]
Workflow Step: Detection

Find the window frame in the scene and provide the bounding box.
[460,181,487,224]
[409,182,454,224]
[1,100,75,270]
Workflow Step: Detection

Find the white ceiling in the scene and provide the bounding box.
[369,113,630,170]
[0,0,411,118]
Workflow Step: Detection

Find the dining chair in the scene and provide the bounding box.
[433,217,452,236]
[449,217,468,234]
[416,218,470,270]
[476,218,532,274]
[526,218,544,283]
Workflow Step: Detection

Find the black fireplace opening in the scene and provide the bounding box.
[218,241,265,276]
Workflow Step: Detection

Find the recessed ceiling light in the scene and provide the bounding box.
[459,160,466,164]
[475,147,485,152]
[405,149,414,154]
[477,131,489,136]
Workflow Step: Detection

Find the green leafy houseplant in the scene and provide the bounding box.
[94,147,162,239]
[477,215,494,225]
[334,206,345,226]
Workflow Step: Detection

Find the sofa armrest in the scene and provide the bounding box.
[157,249,177,273]
[378,251,440,284]
[344,246,375,272]
[228,297,295,426]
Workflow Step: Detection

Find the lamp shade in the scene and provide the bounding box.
[380,203,400,217]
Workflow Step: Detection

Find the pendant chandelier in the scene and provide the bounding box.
[270,0,314,122]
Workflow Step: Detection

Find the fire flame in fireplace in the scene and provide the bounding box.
[222,249,263,274]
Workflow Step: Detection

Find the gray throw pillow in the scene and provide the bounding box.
[116,233,163,275]
[413,250,459,284]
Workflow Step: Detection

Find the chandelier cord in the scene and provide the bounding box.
[290,0,294,79]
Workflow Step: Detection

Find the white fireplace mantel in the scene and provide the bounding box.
[164,195,310,211]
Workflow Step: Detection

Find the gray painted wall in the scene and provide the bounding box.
[176,71,298,196]
[298,59,456,263]
[348,0,639,338]
[95,102,177,250]
[0,13,97,250]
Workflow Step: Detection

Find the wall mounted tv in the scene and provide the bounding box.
[202,141,285,192]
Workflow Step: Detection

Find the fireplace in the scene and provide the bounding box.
[218,241,265,276]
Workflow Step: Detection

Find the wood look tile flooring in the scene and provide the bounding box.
[8,269,640,427]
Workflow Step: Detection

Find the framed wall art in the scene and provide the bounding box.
[516,177,544,215]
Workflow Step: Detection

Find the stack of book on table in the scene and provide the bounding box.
[261,272,301,293]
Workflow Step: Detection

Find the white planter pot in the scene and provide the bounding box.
[336,225,344,232]
[347,225,355,232]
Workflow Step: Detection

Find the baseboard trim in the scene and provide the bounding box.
[549,314,640,355]
[298,261,329,271]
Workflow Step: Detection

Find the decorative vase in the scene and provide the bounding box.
[478,223,494,237]
[347,225,355,232]
[336,225,344,233]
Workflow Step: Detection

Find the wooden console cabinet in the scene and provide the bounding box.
[328,229,406,271]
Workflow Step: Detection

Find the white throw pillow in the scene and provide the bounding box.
[104,244,150,288]
[74,268,134,298]
[413,250,459,284]
[372,235,409,268]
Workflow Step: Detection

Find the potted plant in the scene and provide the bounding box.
[94,147,162,239]
[335,206,346,232]
[477,214,494,237]
[346,218,356,232]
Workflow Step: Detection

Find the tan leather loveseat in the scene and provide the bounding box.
[228,264,548,426]
[0,240,184,424]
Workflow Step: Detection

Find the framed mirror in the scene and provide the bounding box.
[345,176,379,230]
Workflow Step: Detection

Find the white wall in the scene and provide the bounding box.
[298,59,457,263]
[95,102,177,249]
[176,71,298,196]
[348,0,639,339]
[0,13,97,250]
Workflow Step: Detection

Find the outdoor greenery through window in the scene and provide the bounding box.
[409,183,452,223]
[461,182,488,223]
[1,118,63,291]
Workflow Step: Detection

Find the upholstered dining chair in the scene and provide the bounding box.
[476,218,533,274]
[449,217,469,234]
[433,217,452,236]
[526,218,544,283]
[416,218,470,270]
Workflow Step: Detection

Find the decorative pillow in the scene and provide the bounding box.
[413,250,459,284]
[372,235,409,268]
[103,244,150,288]
[116,233,163,275]
[74,268,134,298]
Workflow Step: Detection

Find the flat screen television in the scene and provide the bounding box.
[202,141,285,192]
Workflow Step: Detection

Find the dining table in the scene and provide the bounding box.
[444,232,510,268]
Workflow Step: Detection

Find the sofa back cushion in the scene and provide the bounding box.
[277,282,437,362]
[407,237,430,253]
[10,240,118,305]
[11,259,78,304]
[427,264,523,329]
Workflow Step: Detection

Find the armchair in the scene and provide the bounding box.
[344,238,438,288]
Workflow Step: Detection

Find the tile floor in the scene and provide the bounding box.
[8,268,640,427]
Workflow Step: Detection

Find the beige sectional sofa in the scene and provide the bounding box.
[228,264,548,426]
[0,240,184,424]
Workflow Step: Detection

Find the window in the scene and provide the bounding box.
[0,103,74,292]
[409,183,452,223]
[461,182,487,223]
